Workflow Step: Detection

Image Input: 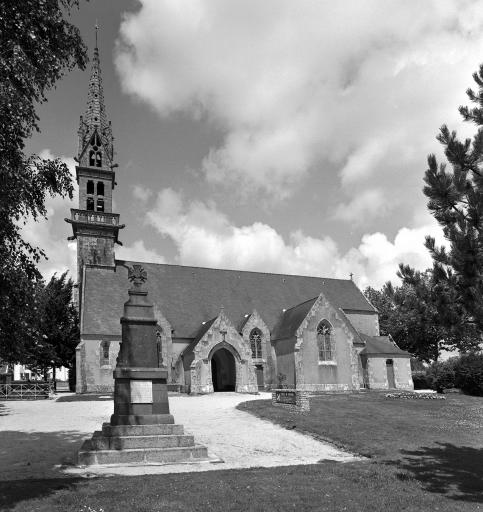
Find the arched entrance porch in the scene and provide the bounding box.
[211,348,236,391]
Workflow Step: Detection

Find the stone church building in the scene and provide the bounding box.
[67,45,414,394]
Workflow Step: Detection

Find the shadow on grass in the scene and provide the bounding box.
[0,430,89,488]
[0,477,84,511]
[56,394,113,402]
[395,443,483,502]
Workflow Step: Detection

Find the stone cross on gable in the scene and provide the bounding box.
[128,264,147,289]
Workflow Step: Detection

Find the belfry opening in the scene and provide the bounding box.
[211,348,236,392]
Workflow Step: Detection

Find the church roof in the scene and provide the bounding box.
[271,297,318,340]
[359,334,411,357]
[81,261,376,338]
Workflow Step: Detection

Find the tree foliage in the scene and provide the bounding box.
[423,64,483,330]
[26,272,79,378]
[365,267,480,362]
[0,1,87,362]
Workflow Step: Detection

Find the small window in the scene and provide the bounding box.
[100,341,110,365]
[95,151,102,167]
[86,197,95,211]
[89,150,95,167]
[86,180,94,194]
[96,198,104,212]
[249,328,263,359]
[97,181,104,196]
[317,320,334,361]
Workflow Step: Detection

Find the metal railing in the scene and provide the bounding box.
[0,383,53,400]
[71,209,120,226]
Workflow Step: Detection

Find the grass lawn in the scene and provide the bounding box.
[1,392,481,511]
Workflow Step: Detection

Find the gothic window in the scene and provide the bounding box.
[100,340,110,366]
[87,180,94,194]
[96,198,104,212]
[97,181,104,196]
[90,132,101,147]
[89,150,95,166]
[249,328,263,359]
[86,197,95,211]
[95,151,102,167]
[317,321,334,361]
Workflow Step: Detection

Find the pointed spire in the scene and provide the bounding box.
[77,24,114,167]
[85,26,107,132]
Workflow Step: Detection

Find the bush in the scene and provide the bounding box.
[454,353,483,396]
[427,359,457,393]
[411,371,431,390]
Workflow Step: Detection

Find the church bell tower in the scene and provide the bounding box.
[65,35,124,305]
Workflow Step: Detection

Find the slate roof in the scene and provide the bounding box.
[82,261,376,338]
[359,334,411,357]
[271,297,318,340]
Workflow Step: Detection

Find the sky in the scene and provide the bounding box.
[26,0,483,289]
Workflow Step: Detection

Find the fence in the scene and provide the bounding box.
[0,382,53,400]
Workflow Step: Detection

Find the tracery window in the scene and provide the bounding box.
[249,328,263,359]
[317,320,334,361]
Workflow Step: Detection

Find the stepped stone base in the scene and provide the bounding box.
[77,422,209,466]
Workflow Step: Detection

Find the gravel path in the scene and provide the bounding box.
[0,393,357,479]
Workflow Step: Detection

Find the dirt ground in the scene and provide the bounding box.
[0,392,357,479]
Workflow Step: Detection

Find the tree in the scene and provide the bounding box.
[365,268,480,362]
[26,272,79,381]
[0,1,87,363]
[423,64,483,330]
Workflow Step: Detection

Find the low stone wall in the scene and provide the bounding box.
[271,389,310,412]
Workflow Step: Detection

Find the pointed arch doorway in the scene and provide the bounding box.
[211,347,236,392]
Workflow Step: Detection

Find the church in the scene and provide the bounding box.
[66,44,414,395]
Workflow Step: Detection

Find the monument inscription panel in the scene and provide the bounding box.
[130,380,153,403]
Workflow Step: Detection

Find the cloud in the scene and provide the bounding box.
[333,188,387,224]
[117,240,165,264]
[146,188,443,289]
[132,184,153,204]
[115,0,483,201]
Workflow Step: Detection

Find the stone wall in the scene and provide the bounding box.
[365,356,414,390]
[76,338,121,393]
[394,358,414,390]
[294,293,359,391]
[271,389,310,412]
[241,310,274,388]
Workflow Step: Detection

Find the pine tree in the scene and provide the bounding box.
[423,65,483,331]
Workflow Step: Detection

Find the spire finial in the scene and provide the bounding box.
[95,20,99,48]
[350,272,354,281]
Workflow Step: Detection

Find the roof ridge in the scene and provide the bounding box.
[115,259,351,282]
[281,295,319,313]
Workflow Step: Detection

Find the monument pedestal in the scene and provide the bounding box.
[77,265,210,467]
